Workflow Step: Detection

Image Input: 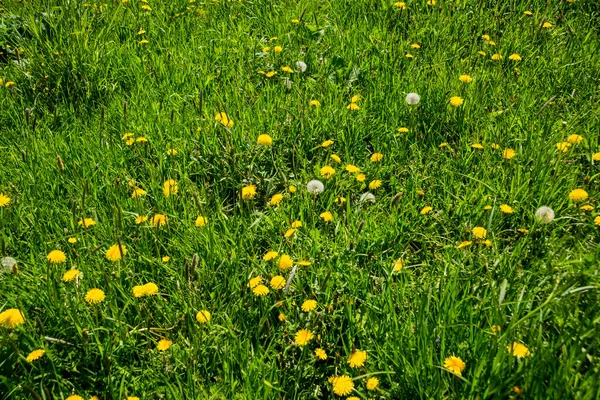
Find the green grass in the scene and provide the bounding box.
[1,0,599,398]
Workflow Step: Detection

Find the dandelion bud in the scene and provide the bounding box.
[391,192,403,205]
[405,92,420,105]
[56,155,64,172]
[535,206,555,224]
[357,220,365,234]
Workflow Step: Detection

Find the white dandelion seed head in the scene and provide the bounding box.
[296,61,307,73]
[405,92,420,105]
[360,192,376,203]
[535,206,555,224]
[307,180,324,194]
[283,78,293,90]
[1,257,17,273]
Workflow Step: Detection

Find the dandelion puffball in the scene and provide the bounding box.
[296,61,307,73]
[360,192,376,203]
[405,92,420,105]
[307,180,324,194]
[535,206,555,224]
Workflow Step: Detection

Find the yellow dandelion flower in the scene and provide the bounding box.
[503,148,516,159]
[66,396,84,400]
[289,185,297,193]
[356,173,366,182]
[215,112,234,128]
[491,53,502,60]
[281,66,293,73]
[459,74,472,83]
[242,185,257,200]
[0,308,25,328]
[274,45,282,53]
[348,350,367,368]
[394,2,406,9]
[556,141,571,152]
[162,256,170,263]
[420,206,432,215]
[26,349,45,362]
[329,154,341,164]
[345,164,361,173]
[266,71,277,78]
[68,237,77,244]
[248,276,263,289]
[301,299,317,312]
[457,241,472,249]
[500,204,514,214]
[370,152,383,162]
[524,10,533,15]
[167,148,178,156]
[195,216,207,227]
[569,188,588,202]
[443,356,466,376]
[320,165,336,179]
[393,259,404,272]
[542,22,552,28]
[47,250,66,264]
[135,216,148,224]
[347,102,360,110]
[366,377,379,390]
[567,134,583,144]
[592,152,600,161]
[291,220,302,228]
[320,211,333,222]
[336,196,346,206]
[269,193,284,206]
[196,310,211,323]
[509,53,522,61]
[439,142,448,148]
[270,275,286,290]
[263,251,279,261]
[330,375,354,396]
[62,269,81,282]
[449,96,464,107]
[105,244,127,262]
[294,329,314,346]
[594,216,600,225]
[351,95,361,103]
[278,254,293,271]
[0,194,11,207]
[472,227,487,239]
[507,342,531,357]
[278,312,286,321]
[151,213,167,227]
[411,43,421,49]
[491,325,502,334]
[163,179,178,197]
[257,134,273,146]
[310,100,321,107]
[491,143,500,149]
[85,288,105,304]
[581,205,594,211]
[133,282,159,298]
[369,180,382,190]
[315,348,327,360]
[253,284,270,296]
[284,228,297,238]
[405,53,414,58]
[157,339,172,351]
[472,143,484,149]
[321,139,334,147]
[131,187,147,199]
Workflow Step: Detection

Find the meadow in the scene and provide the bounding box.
[1,0,599,398]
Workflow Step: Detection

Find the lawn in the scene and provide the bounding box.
[0,0,599,399]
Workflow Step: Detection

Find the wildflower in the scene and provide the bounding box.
[151,213,167,227]
[278,254,293,271]
[307,180,325,194]
[320,211,333,222]
[569,189,588,202]
[66,396,84,400]
[411,43,421,49]
[405,93,420,105]
[594,216,600,225]
[347,103,360,110]
[242,185,257,200]
[26,349,45,362]
[491,53,502,60]
[351,95,361,103]
[215,112,234,128]
[472,226,487,239]
[167,148,177,156]
[524,10,533,15]
[417,190,425,196]
[248,276,263,289]
[253,284,270,296]
[135,216,148,224]
[405,53,413,59]
[398,127,409,133]
[581,205,594,211]
[309,99,321,107]
[274,45,282,53]
[500,204,514,214]
[492,325,502,334]
[345,164,361,174]
[507,342,531,357]
[459,74,472,83]
[263,251,279,261]
[471,143,484,150]
[491,143,500,149]
[141,4,152,10]
[257,134,273,146]
[315,348,327,360]
[394,2,406,9]
[266,71,277,78]
[135,137,148,143]
[443,356,466,376]
[157,339,172,351]
[329,154,341,164]
[366,377,379,390]
[62,269,81,282]
[439,142,448,148]
[360,192,376,203]
[297,260,311,266]
[393,259,404,272]
[567,134,583,144]
[162,256,170,263]
[484,240,493,247]
[449,96,464,107]
[85,288,105,304]
[284,228,297,238]
[478,51,487,56]
[370,153,383,162]
[356,173,366,182]
[335,196,346,206]
[420,206,432,215]
[289,185,297,193]
[291,220,302,228]
[270,276,286,290]
[348,350,367,368]
[542,22,552,28]
[0,309,25,328]
[196,310,211,323]
[509,53,522,61]
[369,180,382,190]
[321,139,334,147]
[592,152,600,161]
[330,375,354,396]
[301,299,317,312]
[295,329,314,346]
[0,194,11,207]
[133,282,159,298]
[457,241,472,249]
[296,61,307,72]
[517,228,529,234]
[68,237,77,244]
[556,141,571,152]
[47,250,66,264]
[195,216,207,227]
[281,66,293,73]
[106,244,127,262]
[269,194,283,206]
[320,166,336,179]
[503,148,516,159]
[163,179,178,197]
